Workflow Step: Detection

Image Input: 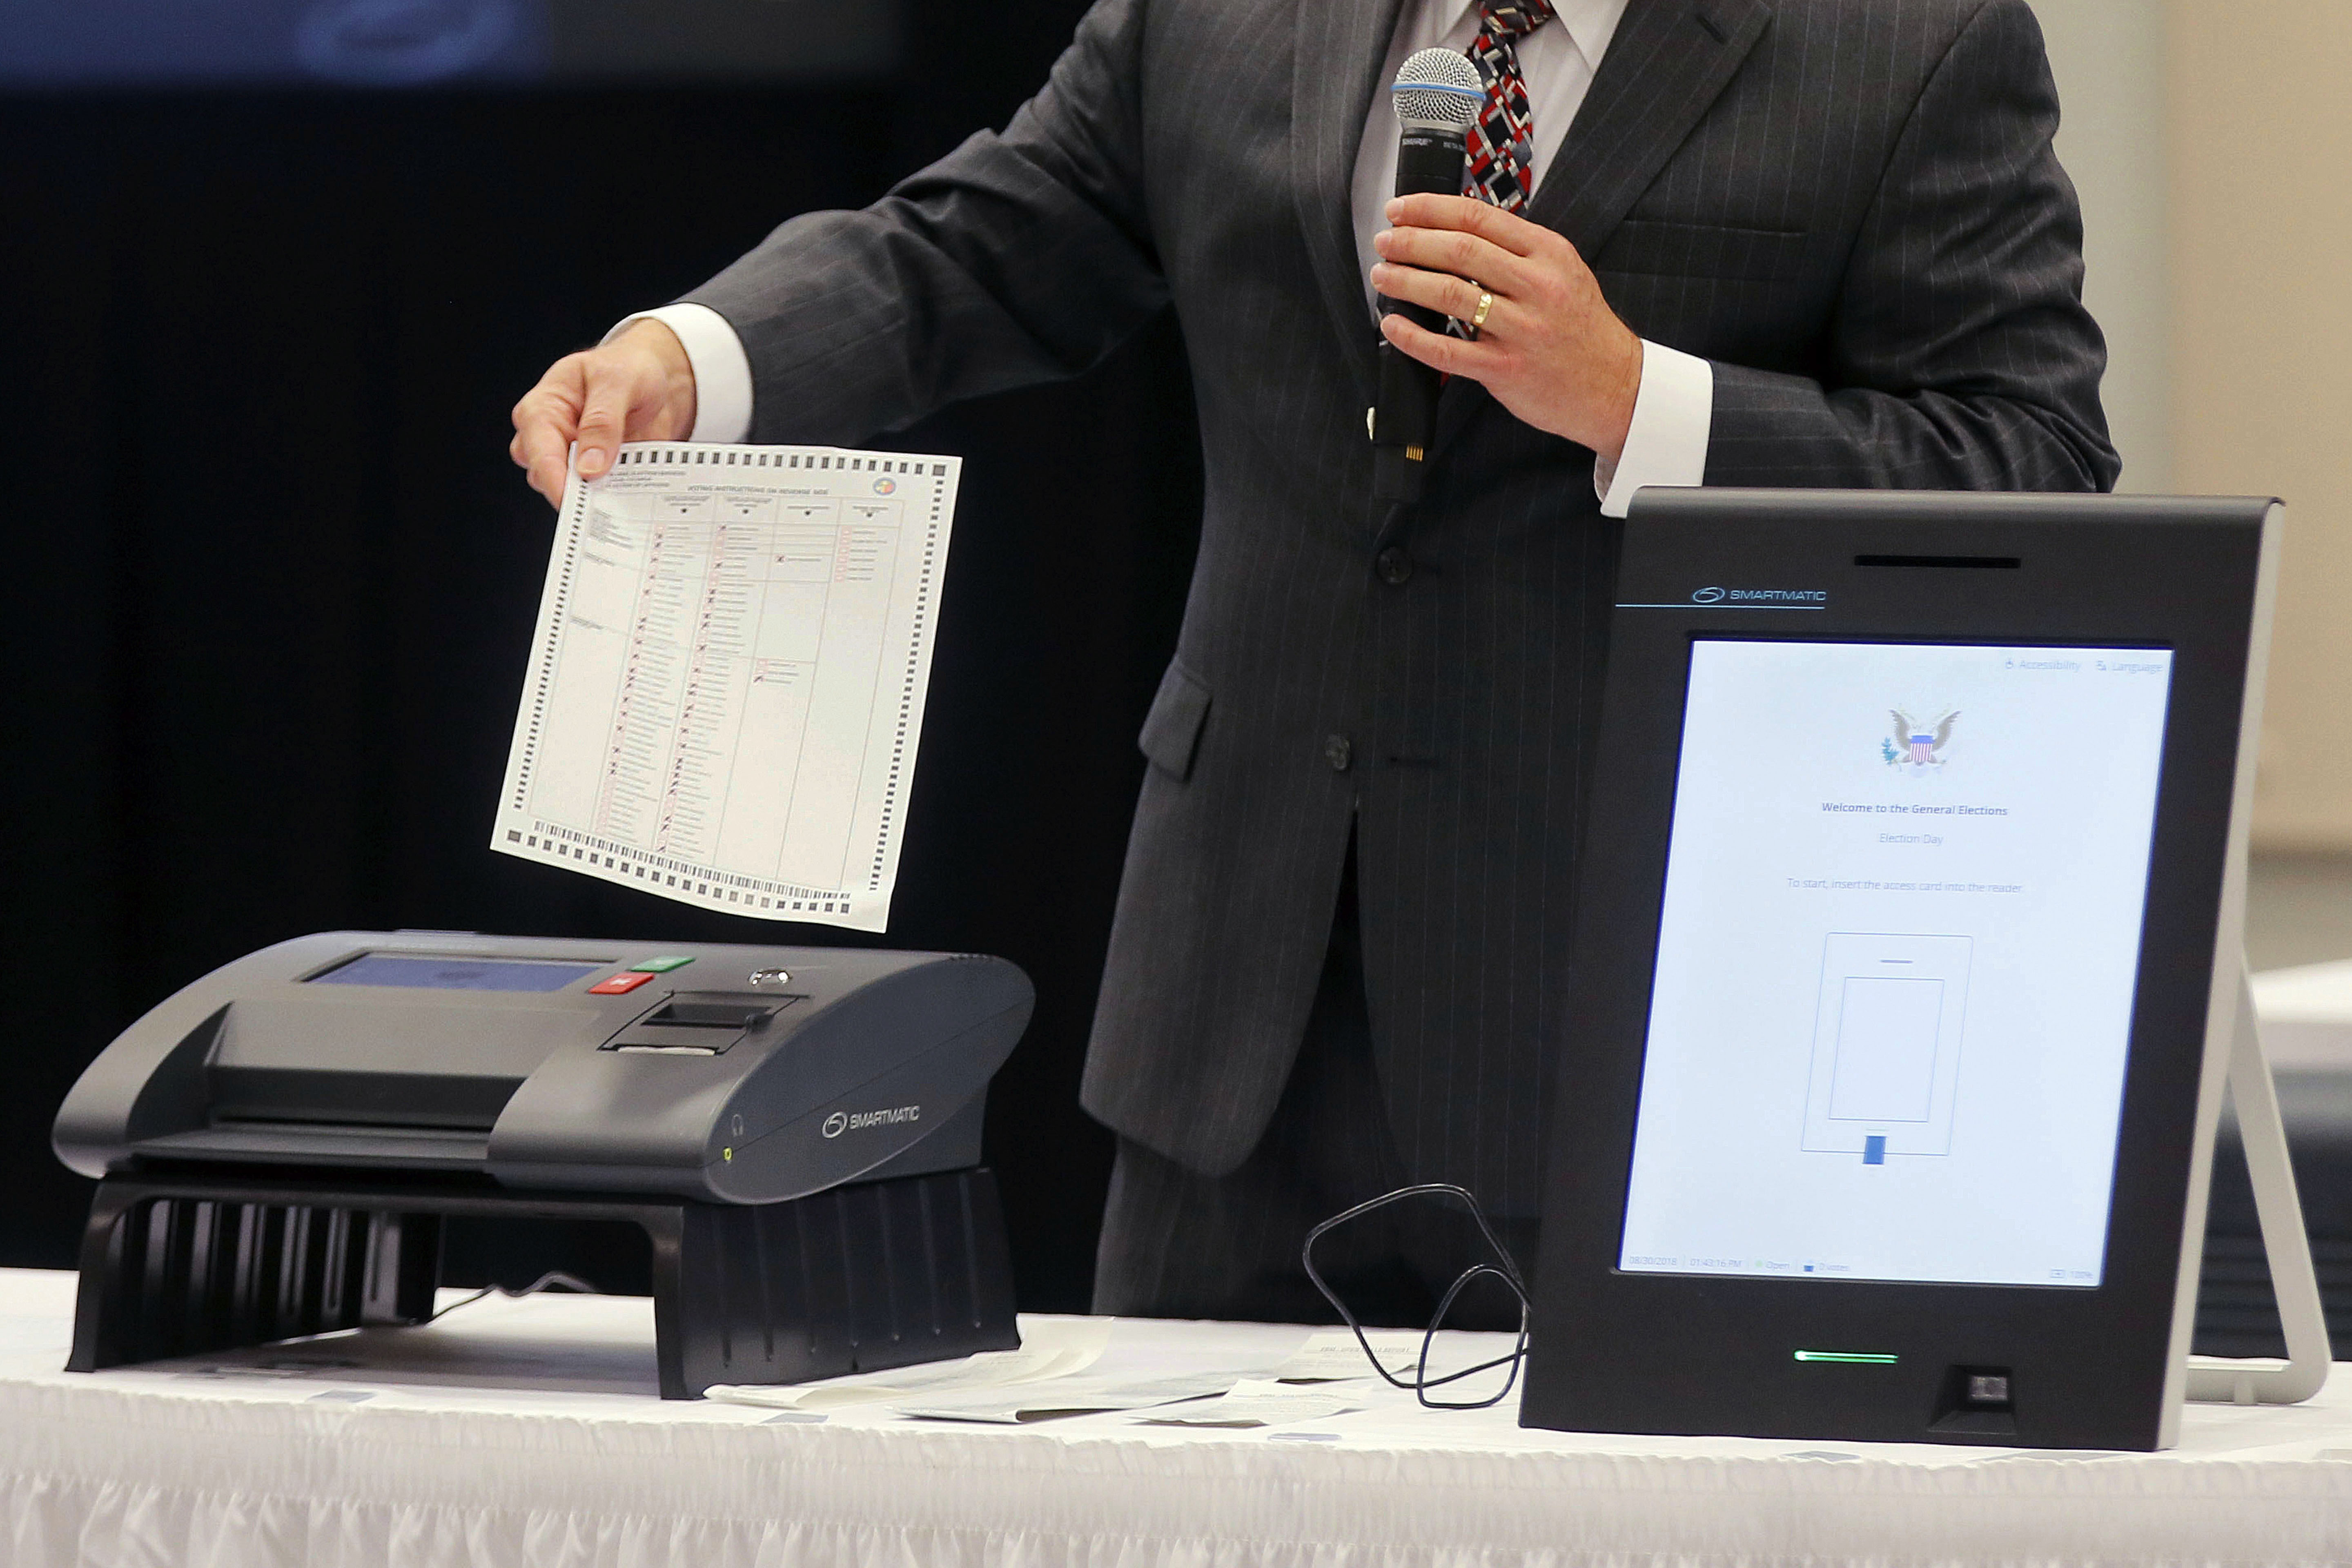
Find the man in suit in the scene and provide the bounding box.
[512,0,2117,1329]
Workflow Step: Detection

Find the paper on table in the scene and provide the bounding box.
[896,1372,1243,1424]
[1131,1379,1361,1428]
[1270,1330,1430,1382]
[705,1316,1113,1411]
[492,441,963,932]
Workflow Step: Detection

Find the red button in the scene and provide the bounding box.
[588,971,654,994]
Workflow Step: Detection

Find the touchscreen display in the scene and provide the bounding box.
[1617,640,2174,1289]
[308,953,605,992]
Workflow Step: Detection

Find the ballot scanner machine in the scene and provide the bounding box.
[52,932,1032,1397]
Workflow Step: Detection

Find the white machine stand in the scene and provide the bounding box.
[2185,964,2332,1405]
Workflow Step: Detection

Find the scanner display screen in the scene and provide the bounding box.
[1617,640,2174,1288]
[309,953,606,992]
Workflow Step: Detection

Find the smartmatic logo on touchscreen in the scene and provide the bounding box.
[1685,586,1828,604]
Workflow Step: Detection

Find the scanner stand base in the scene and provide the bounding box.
[65,1165,1021,1399]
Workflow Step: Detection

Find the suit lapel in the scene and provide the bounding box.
[1292,0,1411,405]
[1436,0,1770,446]
[1528,0,1769,256]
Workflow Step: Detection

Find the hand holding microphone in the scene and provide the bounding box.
[1368,50,1644,482]
[1373,194,1643,464]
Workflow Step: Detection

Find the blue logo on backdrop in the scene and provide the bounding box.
[299,0,519,85]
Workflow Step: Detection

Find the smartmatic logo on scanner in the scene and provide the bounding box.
[821,1105,922,1138]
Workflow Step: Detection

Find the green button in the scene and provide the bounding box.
[628,955,696,973]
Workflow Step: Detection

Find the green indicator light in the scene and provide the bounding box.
[1793,1350,1900,1365]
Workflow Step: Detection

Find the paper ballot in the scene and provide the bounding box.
[493,442,962,931]
[1131,1379,1361,1428]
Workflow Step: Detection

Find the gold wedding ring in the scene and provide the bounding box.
[1470,290,1494,330]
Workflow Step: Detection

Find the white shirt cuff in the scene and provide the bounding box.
[1593,341,1713,518]
[604,303,754,445]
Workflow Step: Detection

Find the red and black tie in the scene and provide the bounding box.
[1463,0,1557,213]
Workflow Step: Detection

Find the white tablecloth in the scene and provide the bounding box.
[2,1267,2349,1568]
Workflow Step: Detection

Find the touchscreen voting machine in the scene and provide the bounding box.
[1522,490,2316,1452]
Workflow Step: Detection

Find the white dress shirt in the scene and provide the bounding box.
[626,0,1710,517]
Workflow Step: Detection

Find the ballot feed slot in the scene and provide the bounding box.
[204,996,583,1132]
[207,1067,518,1131]
[602,993,802,1056]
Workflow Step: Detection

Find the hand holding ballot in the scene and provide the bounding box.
[510,318,699,503]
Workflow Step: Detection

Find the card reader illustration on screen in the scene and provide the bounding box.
[1801,933,1972,1162]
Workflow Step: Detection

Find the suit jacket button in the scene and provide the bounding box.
[1375,546,1413,585]
[1324,734,1352,772]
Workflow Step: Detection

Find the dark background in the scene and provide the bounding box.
[0,0,1200,1312]
[0,0,898,88]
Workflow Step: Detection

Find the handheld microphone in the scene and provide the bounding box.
[1371,48,1482,503]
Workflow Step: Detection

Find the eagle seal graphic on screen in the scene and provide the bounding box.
[1888,709,1959,770]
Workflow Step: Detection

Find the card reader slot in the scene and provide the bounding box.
[1852,553,2022,570]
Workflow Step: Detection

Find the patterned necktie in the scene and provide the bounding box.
[1462,0,1557,212]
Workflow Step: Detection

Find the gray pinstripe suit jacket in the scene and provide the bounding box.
[685,0,2118,1217]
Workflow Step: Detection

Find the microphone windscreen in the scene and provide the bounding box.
[1392,48,1482,129]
